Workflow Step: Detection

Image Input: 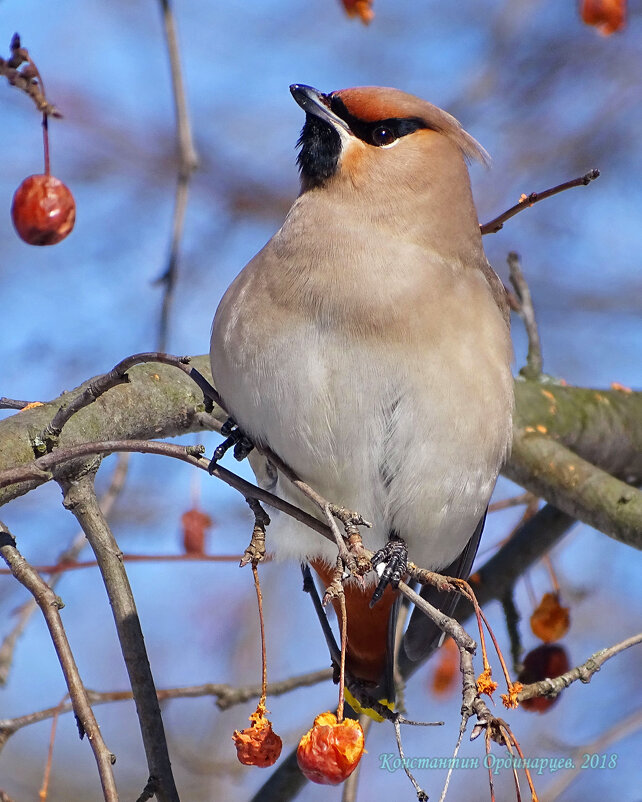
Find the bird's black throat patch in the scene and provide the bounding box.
[296,114,341,188]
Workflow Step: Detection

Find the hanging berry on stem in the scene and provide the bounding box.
[6,34,76,246]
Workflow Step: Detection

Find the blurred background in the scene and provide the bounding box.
[0,1,640,800]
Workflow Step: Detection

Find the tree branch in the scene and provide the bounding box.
[0,521,118,800]
[0,668,332,747]
[1,355,640,542]
[506,429,642,549]
[0,34,61,117]
[59,472,179,802]
[517,632,642,703]
[480,169,600,235]
[155,0,199,351]
[0,454,129,687]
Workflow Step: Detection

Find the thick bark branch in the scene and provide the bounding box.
[59,472,179,802]
[0,356,640,543]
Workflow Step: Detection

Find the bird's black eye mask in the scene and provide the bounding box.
[329,95,427,147]
[296,97,427,186]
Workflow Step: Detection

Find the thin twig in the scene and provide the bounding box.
[35,352,203,453]
[517,631,642,704]
[0,397,32,410]
[393,717,428,801]
[39,696,65,801]
[0,34,61,117]
[264,447,372,571]
[480,169,599,235]
[156,0,199,351]
[0,551,245,577]
[487,492,535,513]
[59,472,179,802]
[0,522,118,800]
[508,252,543,379]
[0,439,335,544]
[0,669,333,745]
[397,580,476,652]
[0,454,129,686]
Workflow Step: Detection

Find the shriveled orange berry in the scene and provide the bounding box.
[233,705,282,768]
[530,592,570,643]
[11,174,75,246]
[297,711,364,785]
[518,644,570,713]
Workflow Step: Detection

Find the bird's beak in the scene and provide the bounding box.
[290,84,352,135]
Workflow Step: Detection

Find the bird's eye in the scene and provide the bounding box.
[371,126,397,147]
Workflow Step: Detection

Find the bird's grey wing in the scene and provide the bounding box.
[397,510,487,680]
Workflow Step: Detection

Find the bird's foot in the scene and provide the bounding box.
[369,535,408,607]
[208,418,254,472]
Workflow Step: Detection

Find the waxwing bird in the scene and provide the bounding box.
[210,84,513,704]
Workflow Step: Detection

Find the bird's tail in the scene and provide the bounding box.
[309,558,399,706]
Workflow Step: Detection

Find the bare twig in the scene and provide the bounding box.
[0,551,244,577]
[251,564,269,708]
[508,252,543,379]
[0,669,333,744]
[0,453,128,686]
[518,631,642,704]
[0,397,32,410]
[397,580,476,652]
[59,472,179,802]
[0,439,335,544]
[336,572,347,723]
[0,34,61,117]
[35,352,208,453]
[480,169,600,235]
[39,696,64,800]
[156,0,199,351]
[393,716,428,801]
[0,521,118,800]
[487,492,536,513]
[263,447,372,572]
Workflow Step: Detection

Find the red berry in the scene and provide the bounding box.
[11,174,75,246]
[518,644,570,713]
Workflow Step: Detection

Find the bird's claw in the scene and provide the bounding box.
[208,418,254,472]
[369,535,408,607]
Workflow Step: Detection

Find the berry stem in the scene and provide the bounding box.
[252,563,268,709]
[42,112,50,176]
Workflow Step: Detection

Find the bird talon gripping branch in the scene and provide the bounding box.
[209,418,254,471]
[370,536,409,607]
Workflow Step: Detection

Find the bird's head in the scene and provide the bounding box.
[290,84,489,196]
